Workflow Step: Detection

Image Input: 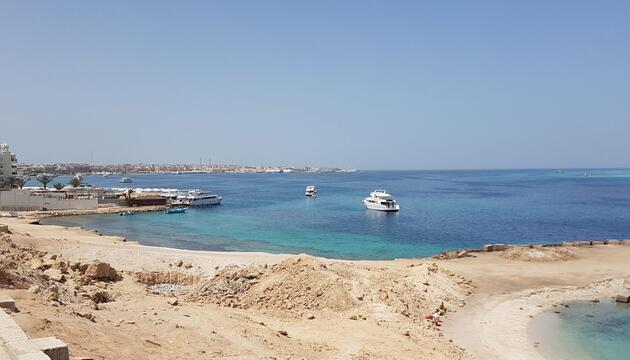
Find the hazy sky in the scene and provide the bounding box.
[1,1,628,169]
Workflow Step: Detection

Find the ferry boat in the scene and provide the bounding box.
[305,185,317,197]
[172,190,223,207]
[362,190,400,212]
[120,176,133,183]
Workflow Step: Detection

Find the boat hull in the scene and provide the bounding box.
[363,200,400,212]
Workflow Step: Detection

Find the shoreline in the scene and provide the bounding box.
[1,216,629,359]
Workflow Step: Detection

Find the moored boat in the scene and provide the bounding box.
[305,185,317,197]
[166,207,188,214]
[362,190,400,212]
[172,190,223,207]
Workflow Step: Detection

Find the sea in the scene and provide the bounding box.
[40,169,630,260]
[529,299,630,360]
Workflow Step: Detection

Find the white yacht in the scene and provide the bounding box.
[305,185,317,197]
[363,190,400,212]
[120,176,133,183]
[172,190,223,207]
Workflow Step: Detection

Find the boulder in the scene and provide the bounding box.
[482,244,494,252]
[43,269,65,282]
[615,295,630,303]
[45,285,59,301]
[0,224,9,233]
[84,262,118,281]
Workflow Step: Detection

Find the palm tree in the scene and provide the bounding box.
[35,174,55,191]
[52,183,65,191]
[69,176,83,187]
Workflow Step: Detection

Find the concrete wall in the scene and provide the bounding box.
[0,190,98,211]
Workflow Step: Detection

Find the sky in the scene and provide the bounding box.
[1,1,629,170]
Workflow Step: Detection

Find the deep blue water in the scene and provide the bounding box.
[41,169,630,260]
[529,300,630,360]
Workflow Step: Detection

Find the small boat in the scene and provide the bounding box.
[166,207,188,214]
[305,185,317,197]
[363,190,400,212]
[120,176,133,183]
[119,211,135,216]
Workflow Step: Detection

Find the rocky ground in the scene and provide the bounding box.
[0,224,474,359]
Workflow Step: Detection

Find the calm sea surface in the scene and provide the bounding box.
[41,169,630,260]
[529,299,630,360]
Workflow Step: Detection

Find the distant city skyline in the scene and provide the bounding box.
[1,1,629,170]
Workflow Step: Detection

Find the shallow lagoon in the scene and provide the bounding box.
[529,299,630,360]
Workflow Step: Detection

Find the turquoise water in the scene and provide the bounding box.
[41,169,630,259]
[529,299,630,360]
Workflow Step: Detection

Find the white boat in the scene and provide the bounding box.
[120,176,133,183]
[305,185,317,197]
[362,190,400,212]
[172,190,223,207]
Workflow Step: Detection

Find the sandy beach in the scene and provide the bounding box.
[1,216,629,359]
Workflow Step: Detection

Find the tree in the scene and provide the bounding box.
[35,174,55,190]
[52,183,65,191]
[69,176,83,187]
[14,177,26,189]
[122,188,135,206]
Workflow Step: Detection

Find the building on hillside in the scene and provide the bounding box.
[0,143,19,184]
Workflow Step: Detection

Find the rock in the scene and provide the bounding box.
[607,240,620,245]
[43,253,58,261]
[457,250,469,258]
[70,261,81,271]
[30,258,44,270]
[167,298,179,306]
[306,314,315,320]
[349,315,358,320]
[278,330,288,336]
[175,260,183,267]
[0,225,9,233]
[615,295,630,303]
[482,244,493,252]
[184,262,193,269]
[591,240,604,246]
[43,268,65,282]
[85,261,118,281]
[45,285,59,301]
[28,285,42,294]
[561,241,574,247]
[52,261,68,273]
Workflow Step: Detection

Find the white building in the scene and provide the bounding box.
[0,143,19,183]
